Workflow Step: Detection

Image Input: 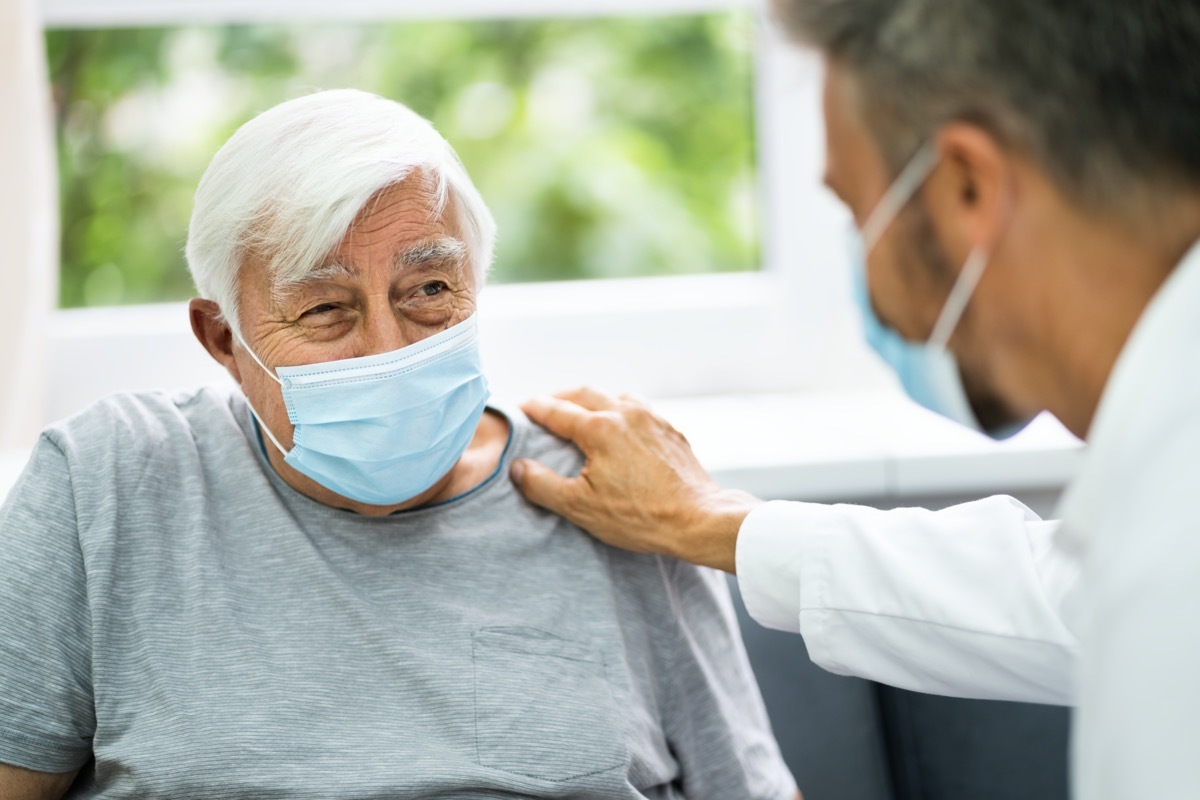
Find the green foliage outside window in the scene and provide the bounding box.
[46,13,760,309]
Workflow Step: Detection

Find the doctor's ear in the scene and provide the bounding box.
[189,298,243,385]
[929,123,1015,251]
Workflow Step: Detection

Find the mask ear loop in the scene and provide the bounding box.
[861,141,940,254]
[927,173,1016,350]
[231,328,290,457]
[244,400,290,458]
[928,246,990,349]
[232,329,283,386]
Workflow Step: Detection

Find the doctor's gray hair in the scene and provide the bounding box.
[774,0,1200,216]
[185,89,496,335]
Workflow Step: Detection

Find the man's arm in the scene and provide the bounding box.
[0,437,96,779]
[653,559,799,799]
[738,497,1077,703]
[0,763,79,800]
[512,388,1078,704]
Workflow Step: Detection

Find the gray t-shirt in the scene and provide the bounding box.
[0,387,796,799]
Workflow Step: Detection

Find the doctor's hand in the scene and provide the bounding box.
[510,388,762,574]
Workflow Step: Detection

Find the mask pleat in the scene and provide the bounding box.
[286,396,487,505]
[293,378,488,461]
[285,347,482,424]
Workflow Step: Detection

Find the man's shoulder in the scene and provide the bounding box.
[496,402,585,479]
[491,402,733,591]
[42,384,246,471]
[1,386,254,549]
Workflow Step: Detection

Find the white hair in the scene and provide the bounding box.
[185,89,496,335]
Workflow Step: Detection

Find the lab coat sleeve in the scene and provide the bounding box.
[735,496,1079,705]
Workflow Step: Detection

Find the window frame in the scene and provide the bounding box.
[38,0,859,423]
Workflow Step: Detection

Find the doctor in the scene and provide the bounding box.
[510,0,1200,797]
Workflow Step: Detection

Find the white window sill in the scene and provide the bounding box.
[655,390,1084,503]
[2,388,1083,505]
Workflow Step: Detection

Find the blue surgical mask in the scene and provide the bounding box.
[238,315,490,505]
[852,142,1028,439]
[849,231,978,428]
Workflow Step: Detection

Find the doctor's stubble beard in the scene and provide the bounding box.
[900,205,1024,431]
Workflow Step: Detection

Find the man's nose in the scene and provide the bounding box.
[358,299,410,356]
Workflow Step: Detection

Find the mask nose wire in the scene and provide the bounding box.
[232,327,290,457]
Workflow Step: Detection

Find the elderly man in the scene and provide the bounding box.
[0,90,797,799]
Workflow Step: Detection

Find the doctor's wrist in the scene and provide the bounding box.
[673,489,763,575]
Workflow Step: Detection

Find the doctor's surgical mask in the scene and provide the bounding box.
[850,142,1027,439]
[235,315,490,505]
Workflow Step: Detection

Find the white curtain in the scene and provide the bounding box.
[0,0,58,448]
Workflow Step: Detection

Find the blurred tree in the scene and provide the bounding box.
[46,12,759,308]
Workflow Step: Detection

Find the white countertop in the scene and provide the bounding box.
[656,390,1084,502]
[0,390,1084,506]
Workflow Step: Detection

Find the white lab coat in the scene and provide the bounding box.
[736,241,1200,798]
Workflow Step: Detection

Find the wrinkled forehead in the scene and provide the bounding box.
[240,176,474,302]
[335,174,460,253]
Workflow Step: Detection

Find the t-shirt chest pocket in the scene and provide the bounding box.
[472,626,626,782]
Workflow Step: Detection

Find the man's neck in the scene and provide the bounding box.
[1037,212,1200,438]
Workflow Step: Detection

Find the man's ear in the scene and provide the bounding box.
[927,122,1015,258]
[189,298,243,385]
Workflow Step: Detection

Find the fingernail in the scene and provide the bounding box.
[510,459,526,483]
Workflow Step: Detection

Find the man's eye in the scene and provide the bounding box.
[301,303,338,318]
[419,282,448,297]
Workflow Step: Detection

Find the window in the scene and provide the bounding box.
[40,0,854,423]
[48,13,760,307]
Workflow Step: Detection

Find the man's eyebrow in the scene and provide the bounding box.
[272,261,356,303]
[301,261,357,282]
[394,237,468,271]
[270,237,468,305]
